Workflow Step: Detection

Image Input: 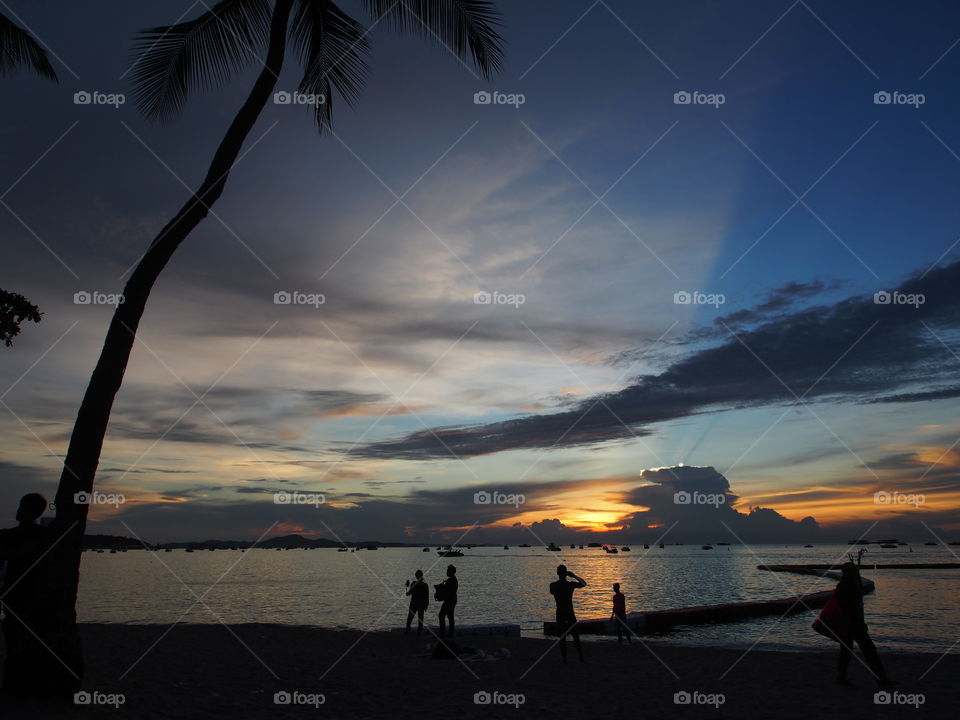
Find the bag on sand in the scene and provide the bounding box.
[812,590,849,642]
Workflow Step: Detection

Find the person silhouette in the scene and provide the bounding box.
[550,564,585,662]
[436,564,458,638]
[404,569,429,635]
[0,493,52,695]
[834,562,895,687]
[611,582,631,644]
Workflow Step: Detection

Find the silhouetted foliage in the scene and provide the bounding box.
[0,289,42,347]
[0,12,58,80]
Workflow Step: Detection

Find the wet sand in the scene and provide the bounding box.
[1,623,954,719]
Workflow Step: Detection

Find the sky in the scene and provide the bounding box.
[2,0,960,544]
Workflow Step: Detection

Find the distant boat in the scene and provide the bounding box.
[547,543,562,551]
[421,547,430,552]
[587,542,602,548]
[520,543,531,548]
[925,542,937,546]
[643,544,650,549]
[569,544,576,549]
[164,548,172,553]
[659,543,664,549]
[620,546,631,552]
[503,545,509,550]
[804,544,814,548]
[604,546,618,554]
[702,545,713,550]
[438,550,463,557]
[185,548,194,553]
[579,545,584,549]
[338,548,349,552]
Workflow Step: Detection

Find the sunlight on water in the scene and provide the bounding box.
[77,544,959,653]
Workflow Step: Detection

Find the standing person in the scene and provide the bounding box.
[834,562,895,687]
[436,564,458,638]
[611,582,631,644]
[549,564,586,663]
[0,493,52,696]
[404,570,429,635]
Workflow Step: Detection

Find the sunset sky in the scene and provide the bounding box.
[2,0,960,543]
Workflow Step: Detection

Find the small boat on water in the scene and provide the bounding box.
[643,544,650,549]
[186,548,194,553]
[503,545,509,550]
[804,544,814,548]
[519,543,531,548]
[579,545,584,549]
[659,543,664,549]
[702,545,713,550]
[547,543,562,551]
[621,546,631,552]
[439,550,463,557]
[338,547,349,552]
[422,547,430,552]
[604,546,619,554]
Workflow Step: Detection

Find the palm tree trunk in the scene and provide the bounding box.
[44,0,294,691]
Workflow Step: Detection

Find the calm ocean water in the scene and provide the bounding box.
[77,544,959,653]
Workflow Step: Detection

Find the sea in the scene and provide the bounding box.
[77,543,959,654]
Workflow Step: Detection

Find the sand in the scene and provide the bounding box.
[0,624,954,719]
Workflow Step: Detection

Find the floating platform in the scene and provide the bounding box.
[391,623,520,637]
[760,563,960,571]
[543,567,874,636]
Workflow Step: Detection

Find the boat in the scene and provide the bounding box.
[702,545,714,550]
[569,544,576,549]
[547,543,562,551]
[659,543,664,549]
[422,547,430,552]
[604,546,618,554]
[804,544,814,548]
[925,542,937,546]
[621,546,631,552]
[579,545,584,549]
[338,547,349,552]
[164,548,172,552]
[438,550,463,557]
[503,545,509,550]
[186,548,194,553]
[643,544,650,549]
[519,543,531,548]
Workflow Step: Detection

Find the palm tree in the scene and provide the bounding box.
[0,11,57,80]
[2,12,56,348]
[47,0,503,686]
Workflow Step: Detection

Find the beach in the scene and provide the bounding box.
[1,624,952,719]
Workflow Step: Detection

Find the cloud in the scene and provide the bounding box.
[354,259,960,459]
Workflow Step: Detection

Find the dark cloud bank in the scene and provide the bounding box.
[355,260,960,460]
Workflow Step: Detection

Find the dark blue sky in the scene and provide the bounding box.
[2,1,959,542]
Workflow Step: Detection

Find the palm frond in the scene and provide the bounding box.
[0,12,58,81]
[291,0,371,132]
[130,0,272,123]
[360,0,504,79]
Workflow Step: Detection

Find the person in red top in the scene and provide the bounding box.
[611,583,631,644]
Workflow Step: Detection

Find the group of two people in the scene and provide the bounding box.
[404,564,458,637]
